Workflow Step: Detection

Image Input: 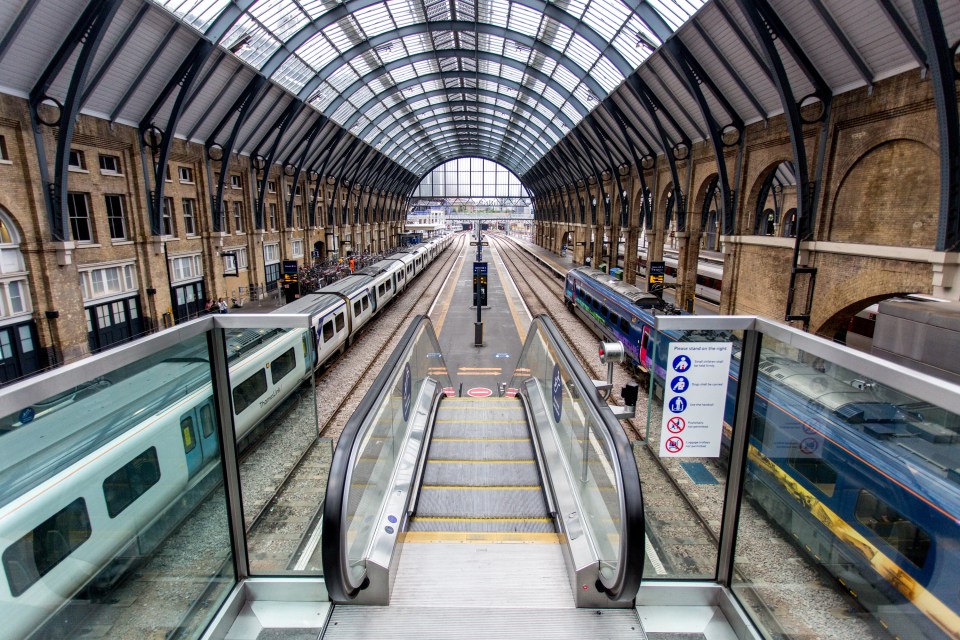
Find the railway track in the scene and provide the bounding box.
[488,235,716,578]
[244,235,467,573]
[492,235,890,640]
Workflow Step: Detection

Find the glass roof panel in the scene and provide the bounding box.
[385,0,423,28]
[297,31,340,70]
[591,55,626,92]
[153,0,707,175]
[222,14,282,69]
[507,4,544,39]
[563,33,601,74]
[353,3,396,35]
[250,0,310,42]
[155,0,230,32]
[582,0,629,42]
[272,55,313,93]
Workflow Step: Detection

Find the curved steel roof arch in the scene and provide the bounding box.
[386,118,544,167]
[357,88,566,146]
[341,64,577,136]
[378,105,553,154]
[406,134,534,170]
[300,23,606,111]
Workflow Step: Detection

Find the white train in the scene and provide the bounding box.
[0,234,453,639]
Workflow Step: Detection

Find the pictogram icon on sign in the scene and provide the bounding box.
[665,436,684,453]
[666,416,686,433]
[670,376,689,393]
[672,355,691,372]
[799,437,819,455]
[467,387,493,397]
[668,396,687,413]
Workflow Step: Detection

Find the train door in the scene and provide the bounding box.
[639,325,652,371]
[370,287,378,314]
[180,401,220,477]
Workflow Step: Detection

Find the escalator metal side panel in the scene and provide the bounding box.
[522,378,632,609]
[353,378,441,605]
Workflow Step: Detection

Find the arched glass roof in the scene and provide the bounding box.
[156,0,706,175]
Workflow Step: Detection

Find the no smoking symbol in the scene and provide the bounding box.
[665,436,684,453]
[667,416,686,433]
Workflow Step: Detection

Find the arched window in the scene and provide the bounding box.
[0,210,30,319]
[755,162,796,236]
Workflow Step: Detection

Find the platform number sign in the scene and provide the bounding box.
[551,363,563,423]
[401,363,412,421]
[658,342,732,458]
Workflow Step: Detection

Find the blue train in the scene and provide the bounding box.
[564,265,960,640]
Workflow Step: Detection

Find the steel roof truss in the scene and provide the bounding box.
[28,0,121,242]
[140,39,215,236]
[206,75,267,233]
[110,22,179,123]
[251,100,305,229]
[912,0,960,251]
[690,20,766,122]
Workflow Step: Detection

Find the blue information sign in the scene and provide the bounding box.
[473,262,487,276]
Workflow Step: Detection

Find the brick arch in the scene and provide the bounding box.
[815,290,928,342]
[743,159,791,235]
[691,173,720,220]
[0,206,25,244]
[828,139,938,248]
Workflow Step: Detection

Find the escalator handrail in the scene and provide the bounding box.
[533,314,645,601]
[321,314,434,601]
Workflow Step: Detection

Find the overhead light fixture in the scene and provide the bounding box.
[228,33,252,54]
[635,32,657,52]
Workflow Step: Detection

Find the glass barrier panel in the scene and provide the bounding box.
[342,321,450,586]
[642,328,741,580]
[512,322,623,580]
[0,333,234,640]
[732,333,960,640]
[225,325,323,576]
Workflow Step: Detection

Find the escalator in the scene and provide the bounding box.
[321,315,644,636]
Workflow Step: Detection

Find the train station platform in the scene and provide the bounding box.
[5,242,960,640]
[430,239,529,394]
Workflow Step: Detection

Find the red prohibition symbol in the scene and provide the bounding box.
[665,436,684,453]
[666,416,686,433]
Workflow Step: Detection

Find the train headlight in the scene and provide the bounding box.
[599,341,625,364]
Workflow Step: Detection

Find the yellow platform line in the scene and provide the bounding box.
[435,419,526,424]
[431,437,529,442]
[429,459,534,464]
[402,531,560,544]
[421,484,541,490]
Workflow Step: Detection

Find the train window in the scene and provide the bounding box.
[619,318,630,333]
[181,415,197,453]
[378,283,385,296]
[855,490,931,568]
[609,312,618,325]
[354,300,362,315]
[591,299,599,311]
[103,447,161,518]
[335,313,345,332]
[601,305,609,317]
[788,455,837,497]
[322,320,334,341]
[362,296,369,311]
[3,498,91,597]
[271,348,296,383]
[233,370,267,414]
[199,403,214,439]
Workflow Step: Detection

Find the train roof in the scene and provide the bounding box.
[573,266,659,308]
[273,293,343,316]
[877,298,960,332]
[318,275,374,296]
[356,259,399,275]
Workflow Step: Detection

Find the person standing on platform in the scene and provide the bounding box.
[218,298,229,314]
[349,256,355,273]
[204,298,214,314]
